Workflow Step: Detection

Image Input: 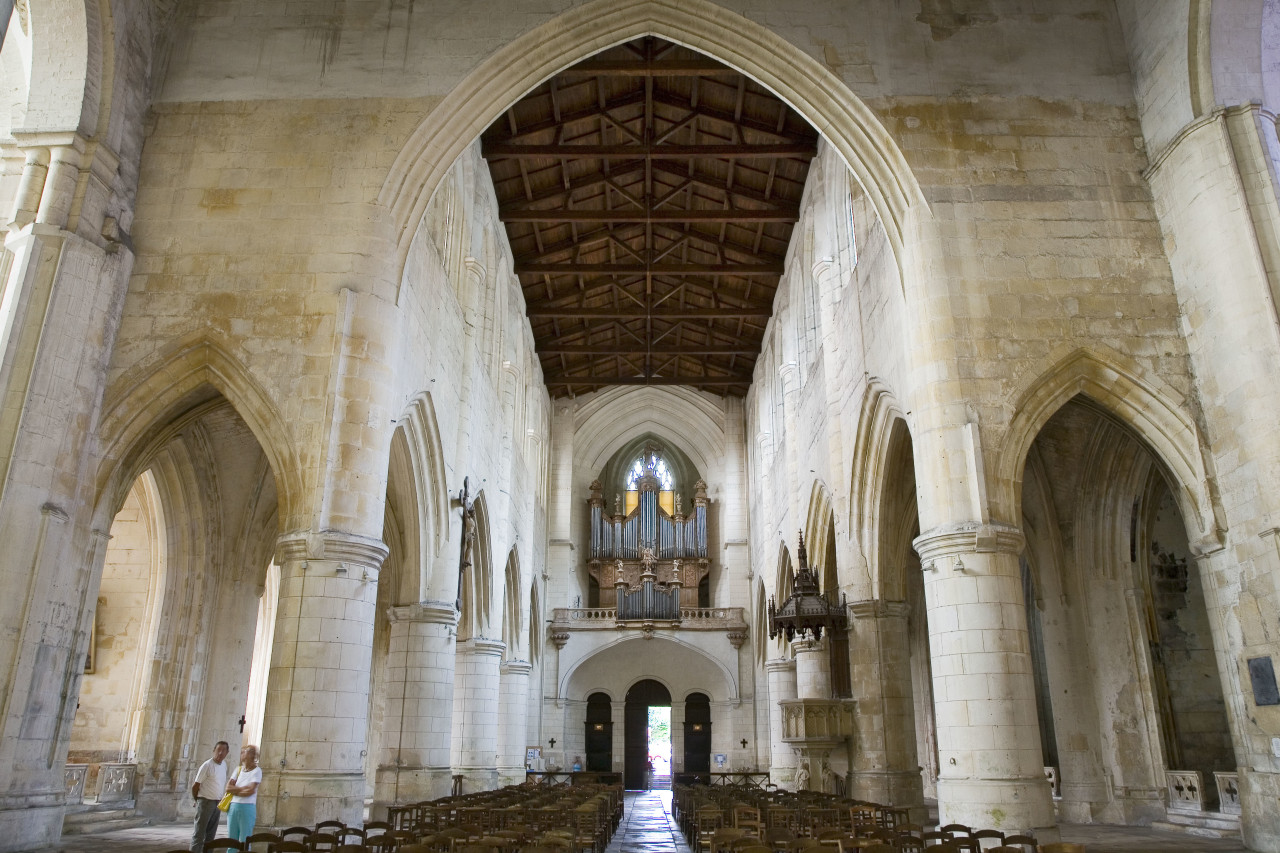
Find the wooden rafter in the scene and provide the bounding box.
[480,36,816,396]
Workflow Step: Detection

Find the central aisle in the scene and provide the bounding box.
[610,791,692,853]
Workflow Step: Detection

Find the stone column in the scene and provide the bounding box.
[8,148,48,227]
[451,637,504,791]
[372,601,457,809]
[0,135,131,852]
[793,634,831,699]
[913,524,1056,837]
[497,659,532,785]
[847,600,925,811]
[258,531,388,828]
[766,658,797,786]
[670,701,685,775]
[33,145,80,229]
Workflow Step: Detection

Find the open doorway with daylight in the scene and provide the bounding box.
[624,679,671,789]
[647,706,671,788]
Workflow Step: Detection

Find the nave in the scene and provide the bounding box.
[24,792,1251,853]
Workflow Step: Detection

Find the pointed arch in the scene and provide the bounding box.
[378,0,926,279]
[803,480,834,572]
[850,379,914,601]
[501,547,522,658]
[389,392,451,602]
[997,348,1223,551]
[95,335,302,531]
[458,490,494,640]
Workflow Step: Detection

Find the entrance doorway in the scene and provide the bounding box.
[624,679,671,789]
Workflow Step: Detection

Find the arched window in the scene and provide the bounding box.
[624,444,676,516]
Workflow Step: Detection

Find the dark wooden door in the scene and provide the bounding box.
[684,692,712,773]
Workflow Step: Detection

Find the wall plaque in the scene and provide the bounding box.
[1248,656,1279,706]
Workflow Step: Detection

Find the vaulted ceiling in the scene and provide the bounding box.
[481,36,819,397]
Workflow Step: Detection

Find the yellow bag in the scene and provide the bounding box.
[218,765,240,812]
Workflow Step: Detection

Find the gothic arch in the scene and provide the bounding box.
[94,335,303,532]
[378,0,927,278]
[997,348,1223,551]
[390,393,451,602]
[458,489,494,640]
[501,547,522,659]
[849,379,913,601]
[574,386,724,484]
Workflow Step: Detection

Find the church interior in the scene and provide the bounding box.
[1,1,1279,851]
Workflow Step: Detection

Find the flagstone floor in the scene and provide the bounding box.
[21,791,1254,853]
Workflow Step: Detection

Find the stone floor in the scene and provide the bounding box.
[21,792,1255,853]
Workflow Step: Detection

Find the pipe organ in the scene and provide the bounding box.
[587,449,710,615]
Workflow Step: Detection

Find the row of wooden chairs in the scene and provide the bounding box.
[673,783,1086,853]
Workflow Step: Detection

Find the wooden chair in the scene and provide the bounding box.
[733,804,764,837]
[710,827,748,853]
[307,832,341,852]
[366,835,400,852]
[317,820,346,834]
[764,826,796,850]
[1036,845,1086,853]
[204,842,245,853]
[246,831,282,852]
[970,829,1005,848]
[282,827,313,842]
[999,836,1037,852]
[273,844,308,853]
[875,807,909,831]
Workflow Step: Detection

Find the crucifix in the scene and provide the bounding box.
[455,477,476,612]
[740,739,748,749]
[548,738,557,749]
[238,715,247,733]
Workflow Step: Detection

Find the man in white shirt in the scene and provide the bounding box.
[189,740,229,853]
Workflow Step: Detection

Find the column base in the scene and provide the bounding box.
[372,767,457,814]
[0,802,63,853]
[1241,768,1280,853]
[258,770,365,828]
[454,768,499,794]
[936,776,1057,837]
[848,769,925,820]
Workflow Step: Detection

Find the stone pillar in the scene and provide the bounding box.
[33,145,80,229]
[670,701,685,774]
[766,658,798,785]
[497,659,532,785]
[372,601,457,809]
[793,634,831,699]
[9,148,49,227]
[913,524,1056,837]
[451,637,504,790]
[847,600,925,812]
[258,532,388,828]
[611,700,625,772]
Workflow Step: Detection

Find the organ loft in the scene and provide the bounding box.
[587,443,710,620]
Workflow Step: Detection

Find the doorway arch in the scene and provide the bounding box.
[624,679,671,789]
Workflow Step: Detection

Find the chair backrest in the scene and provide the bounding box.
[308,831,341,851]
[203,841,245,853]
[939,824,971,837]
[274,844,308,853]
[282,827,313,840]
[316,820,346,832]
[999,834,1037,851]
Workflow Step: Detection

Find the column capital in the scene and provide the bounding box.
[847,599,910,620]
[501,659,533,676]
[458,637,505,657]
[277,529,389,570]
[765,657,797,675]
[913,521,1024,565]
[387,600,458,626]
